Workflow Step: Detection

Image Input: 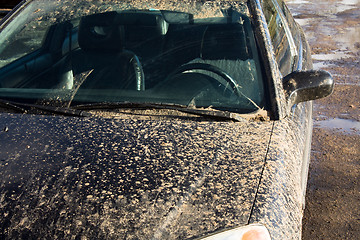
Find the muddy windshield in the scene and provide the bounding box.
[0,0,266,114]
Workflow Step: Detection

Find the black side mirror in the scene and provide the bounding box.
[283,70,334,111]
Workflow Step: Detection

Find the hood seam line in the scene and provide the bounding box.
[247,120,275,224]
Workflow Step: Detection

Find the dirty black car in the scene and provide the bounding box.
[0,0,333,239]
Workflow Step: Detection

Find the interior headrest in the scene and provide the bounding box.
[78,11,168,52]
[78,11,124,52]
[201,24,250,60]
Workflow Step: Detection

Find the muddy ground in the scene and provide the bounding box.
[286,0,360,239]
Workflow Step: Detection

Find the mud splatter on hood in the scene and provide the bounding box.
[0,113,273,239]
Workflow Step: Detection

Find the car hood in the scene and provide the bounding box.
[0,113,273,239]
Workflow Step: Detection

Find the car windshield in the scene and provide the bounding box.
[0,0,266,114]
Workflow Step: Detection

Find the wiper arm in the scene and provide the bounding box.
[0,99,91,117]
[0,99,27,113]
[72,102,247,122]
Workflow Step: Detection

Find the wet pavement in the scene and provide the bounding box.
[286,0,360,239]
[315,117,360,134]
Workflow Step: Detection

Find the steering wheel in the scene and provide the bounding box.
[166,62,241,97]
[124,50,145,91]
[78,50,145,90]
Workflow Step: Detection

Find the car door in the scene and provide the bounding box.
[262,0,314,204]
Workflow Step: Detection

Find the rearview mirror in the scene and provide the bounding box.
[283,70,334,111]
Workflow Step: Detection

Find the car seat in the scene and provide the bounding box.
[188,22,263,106]
[77,11,145,90]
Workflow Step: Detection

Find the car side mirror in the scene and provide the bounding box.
[283,70,334,112]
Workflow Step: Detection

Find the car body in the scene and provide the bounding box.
[0,0,333,239]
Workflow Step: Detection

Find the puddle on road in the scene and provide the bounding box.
[292,18,309,26]
[333,3,358,13]
[312,52,352,70]
[312,52,352,61]
[312,61,336,70]
[336,25,360,53]
[340,0,359,5]
[287,0,359,14]
[287,0,310,4]
[315,118,360,134]
[335,81,360,86]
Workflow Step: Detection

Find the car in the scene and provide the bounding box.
[0,0,333,239]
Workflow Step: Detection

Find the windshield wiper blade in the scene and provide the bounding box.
[0,99,91,117]
[0,99,27,113]
[27,103,92,117]
[73,102,246,122]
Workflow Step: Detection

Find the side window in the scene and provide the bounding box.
[0,25,48,68]
[261,0,297,75]
[0,6,51,68]
[276,0,301,49]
